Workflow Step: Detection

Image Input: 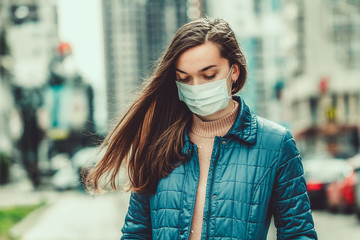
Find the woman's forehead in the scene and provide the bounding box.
[175,42,227,73]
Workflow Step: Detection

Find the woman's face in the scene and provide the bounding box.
[175,42,239,91]
[174,42,240,121]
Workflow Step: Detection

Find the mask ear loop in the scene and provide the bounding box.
[228,65,234,96]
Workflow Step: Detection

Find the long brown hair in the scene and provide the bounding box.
[86,17,247,194]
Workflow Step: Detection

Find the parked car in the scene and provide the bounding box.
[349,154,360,219]
[325,160,355,213]
[303,158,346,209]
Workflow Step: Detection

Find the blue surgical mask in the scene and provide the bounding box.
[175,65,233,117]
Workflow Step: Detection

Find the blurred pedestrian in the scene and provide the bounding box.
[87,18,317,239]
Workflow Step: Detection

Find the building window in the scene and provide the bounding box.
[253,38,263,69]
[272,0,281,11]
[254,0,262,15]
[344,93,350,122]
[327,1,360,68]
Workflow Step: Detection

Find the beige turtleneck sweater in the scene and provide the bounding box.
[188,100,239,240]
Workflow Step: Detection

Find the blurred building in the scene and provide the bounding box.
[205,0,287,124]
[101,0,191,122]
[283,0,360,157]
[6,0,58,88]
[0,0,59,187]
[0,0,17,184]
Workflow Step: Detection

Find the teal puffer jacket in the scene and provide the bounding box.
[121,96,317,240]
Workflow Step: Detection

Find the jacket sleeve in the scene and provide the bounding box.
[121,192,152,239]
[271,130,318,240]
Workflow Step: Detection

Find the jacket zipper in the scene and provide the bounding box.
[186,145,201,239]
[205,137,221,239]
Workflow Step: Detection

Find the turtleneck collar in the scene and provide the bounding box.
[190,100,239,138]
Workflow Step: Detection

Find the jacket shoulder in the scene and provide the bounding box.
[257,116,287,135]
[255,116,292,153]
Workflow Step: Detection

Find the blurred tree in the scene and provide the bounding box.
[0,28,10,55]
[13,87,45,188]
[0,26,13,184]
[0,152,10,184]
[0,27,12,78]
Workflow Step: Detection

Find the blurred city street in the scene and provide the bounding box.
[1,178,130,240]
[3,178,360,240]
[1,0,360,239]
[15,192,129,240]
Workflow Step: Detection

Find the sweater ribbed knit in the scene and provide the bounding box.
[188,100,239,239]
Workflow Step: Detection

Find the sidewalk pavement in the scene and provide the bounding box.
[2,179,275,239]
[1,179,130,240]
[0,179,59,208]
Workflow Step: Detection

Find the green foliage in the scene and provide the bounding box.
[0,203,44,240]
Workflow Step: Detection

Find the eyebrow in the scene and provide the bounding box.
[175,65,217,74]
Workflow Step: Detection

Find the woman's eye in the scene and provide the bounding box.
[204,74,215,80]
[177,77,190,82]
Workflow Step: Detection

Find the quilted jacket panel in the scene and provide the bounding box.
[121,96,317,240]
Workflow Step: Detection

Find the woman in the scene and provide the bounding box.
[87,18,317,239]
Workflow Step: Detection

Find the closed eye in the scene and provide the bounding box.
[204,74,215,80]
[177,76,190,82]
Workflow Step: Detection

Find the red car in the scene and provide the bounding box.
[325,160,355,213]
[303,158,345,209]
[348,154,360,219]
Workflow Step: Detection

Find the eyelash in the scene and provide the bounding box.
[177,74,216,82]
[177,77,190,82]
[204,74,215,80]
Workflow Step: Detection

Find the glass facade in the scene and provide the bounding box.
[101,0,188,121]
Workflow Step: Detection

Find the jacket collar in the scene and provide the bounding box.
[226,96,257,145]
[181,96,258,157]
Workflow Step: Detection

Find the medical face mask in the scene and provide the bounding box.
[175,66,233,117]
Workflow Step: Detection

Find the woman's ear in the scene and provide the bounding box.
[232,64,240,83]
